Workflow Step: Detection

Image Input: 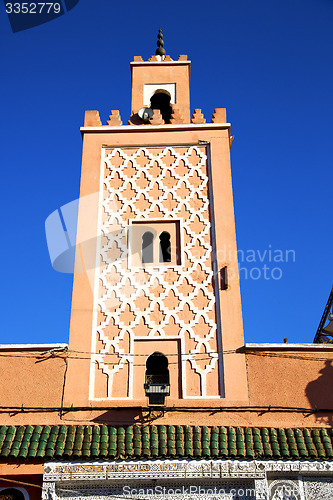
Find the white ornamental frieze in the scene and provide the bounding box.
[90,145,222,399]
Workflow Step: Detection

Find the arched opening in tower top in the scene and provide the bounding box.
[150,90,172,124]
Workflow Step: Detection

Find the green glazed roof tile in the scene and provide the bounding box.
[36,426,51,458]
[108,427,117,458]
[252,428,263,458]
[132,426,141,457]
[150,425,158,458]
[261,428,273,458]
[91,426,100,458]
[125,426,134,457]
[228,427,236,458]
[45,426,59,459]
[321,429,333,458]
[2,427,16,457]
[27,425,42,458]
[236,427,245,458]
[158,425,166,457]
[303,428,317,458]
[193,426,201,457]
[219,427,228,458]
[286,429,299,459]
[175,425,184,457]
[18,425,33,458]
[312,429,326,459]
[142,426,150,457]
[55,425,67,458]
[117,426,125,458]
[294,428,308,459]
[210,426,219,458]
[99,425,109,459]
[63,425,75,459]
[278,428,289,458]
[10,426,25,458]
[184,425,192,457]
[72,425,83,458]
[202,426,210,458]
[0,427,7,449]
[244,428,254,459]
[0,425,331,461]
[82,426,92,458]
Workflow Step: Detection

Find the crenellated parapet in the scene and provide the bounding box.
[170,105,185,124]
[84,110,102,127]
[106,110,123,126]
[191,109,206,124]
[149,109,165,125]
[84,107,228,127]
[211,107,227,123]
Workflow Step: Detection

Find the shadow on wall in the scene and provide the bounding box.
[305,360,333,426]
[92,409,164,425]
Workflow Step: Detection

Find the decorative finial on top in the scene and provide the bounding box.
[156,29,166,56]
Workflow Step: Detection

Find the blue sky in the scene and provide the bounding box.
[0,0,332,345]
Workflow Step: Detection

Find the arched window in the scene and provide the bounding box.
[146,352,169,378]
[150,90,172,123]
[131,221,180,267]
[142,231,154,263]
[0,488,28,500]
[159,231,171,263]
[144,352,170,405]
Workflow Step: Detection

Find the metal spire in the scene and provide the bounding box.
[156,29,166,56]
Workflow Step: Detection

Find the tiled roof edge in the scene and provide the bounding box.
[0,425,332,461]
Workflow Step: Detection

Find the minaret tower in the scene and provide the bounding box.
[64,32,248,410]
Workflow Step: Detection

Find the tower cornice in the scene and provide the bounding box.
[130,60,191,66]
[80,122,230,134]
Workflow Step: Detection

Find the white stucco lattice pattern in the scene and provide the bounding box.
[90,145,222,400]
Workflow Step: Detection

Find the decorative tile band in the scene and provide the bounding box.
[44,458,333,482]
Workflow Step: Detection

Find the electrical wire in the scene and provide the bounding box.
[0,352,331,371]
[0,347,332,364]
[0,405,330,413]
[0,477,42,489]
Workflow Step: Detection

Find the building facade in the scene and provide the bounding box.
[0,38,333,500]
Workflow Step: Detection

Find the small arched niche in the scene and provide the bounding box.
[144,352,170,405]
[159,231,171,263]
[142,231,154,263]
[150,90,172,124]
